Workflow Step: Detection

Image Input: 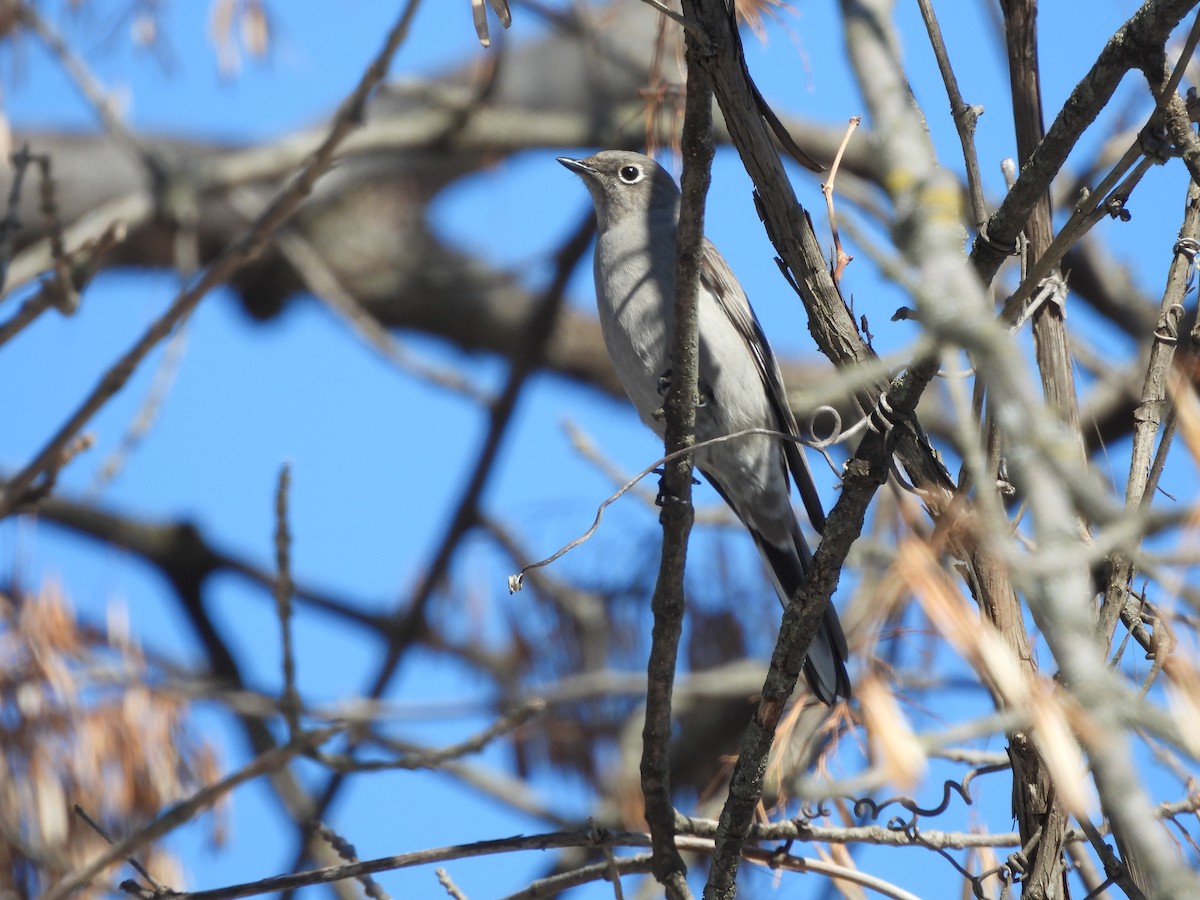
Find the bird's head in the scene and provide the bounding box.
[557,150,680,230]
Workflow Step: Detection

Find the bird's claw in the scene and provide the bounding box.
[657,368,714,409]
[654,470,701,506]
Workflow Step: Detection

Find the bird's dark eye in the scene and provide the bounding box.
[618,165,643,184]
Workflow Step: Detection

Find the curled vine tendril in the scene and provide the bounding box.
[795,764,1013,893]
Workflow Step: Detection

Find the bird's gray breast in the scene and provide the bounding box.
[593,215,794,540]
[593,221,676,434]
[592,218,778,447]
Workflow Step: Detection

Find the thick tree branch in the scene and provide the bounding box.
[999,2,1077,892]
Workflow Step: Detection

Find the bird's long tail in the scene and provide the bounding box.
[755,529,851,705]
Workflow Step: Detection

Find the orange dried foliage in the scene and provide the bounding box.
[0,582,223,897]
[858,674,926,792]
[208,0,271,78]
[894,536,1098,815]
[734,0,796,42]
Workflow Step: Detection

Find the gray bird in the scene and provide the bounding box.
[558,150,850,704]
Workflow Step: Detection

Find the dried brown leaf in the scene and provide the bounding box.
[488,0,512,29]
[240,0,270,58]
[0,583,221,896]
[1028,686,1094,815]
[471,0,492,48]
[1168,366,1200,470]
[130,11,157,47]
[1163,657,1200,756]
[895,537,1030,705]
[209,0,238,76]
[858,675,926,791]
[735,0,794,42]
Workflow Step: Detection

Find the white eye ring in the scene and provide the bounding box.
[618,164,644,184]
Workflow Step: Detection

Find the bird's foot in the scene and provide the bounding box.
[656,367,714,409]
[654,469,700,506]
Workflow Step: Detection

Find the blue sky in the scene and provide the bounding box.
[1,1,1194,897]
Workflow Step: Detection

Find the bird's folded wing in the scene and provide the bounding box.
[699,241,826,533]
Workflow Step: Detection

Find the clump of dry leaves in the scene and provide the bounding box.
[0,581,223,896]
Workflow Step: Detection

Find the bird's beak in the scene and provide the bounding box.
[557,156,595,177]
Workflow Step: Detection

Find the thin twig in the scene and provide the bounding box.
[820,115,861,284]
[315,700,544,772]
[124,827,964,900]
[0,221,127,348]
[4,190,153,295]
[315,823,393,900]
[73,805,167,894]
[227,187,487,402]
[0,143,35,293]
[634,0,712,49]
[509,426,841,588]
[914,0,988,226]
[88,320,188,494]
[274,462,301,739]
[17,2,164,183]
[999,151,1154,324]
[30,150,80,314]
[436,867,468,900]
[500,854,654,900]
